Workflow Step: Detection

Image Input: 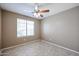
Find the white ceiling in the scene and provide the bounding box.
[0,3,79,19]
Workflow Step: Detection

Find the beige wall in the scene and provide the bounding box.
[41,6,79,52]
[0,8,1,49]
[2,10,41,48]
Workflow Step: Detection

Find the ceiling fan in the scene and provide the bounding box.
[32,3,50,18]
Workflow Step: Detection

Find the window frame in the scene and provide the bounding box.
[17,18,35,38]
[17,18,27,37]
[26,20,35,36]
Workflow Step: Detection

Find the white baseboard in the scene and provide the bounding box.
[1,39,40,51]
[42,40,79,54]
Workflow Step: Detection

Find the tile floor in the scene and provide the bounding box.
[1,40,79,56]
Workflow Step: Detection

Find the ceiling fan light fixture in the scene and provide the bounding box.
[33,13,41,18]
[32,3,49,18]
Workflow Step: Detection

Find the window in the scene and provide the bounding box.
[17,18,34,37]
[27,20,34,36]
[17,18,26,37]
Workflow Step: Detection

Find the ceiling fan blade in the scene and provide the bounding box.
[39,9,49,13]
